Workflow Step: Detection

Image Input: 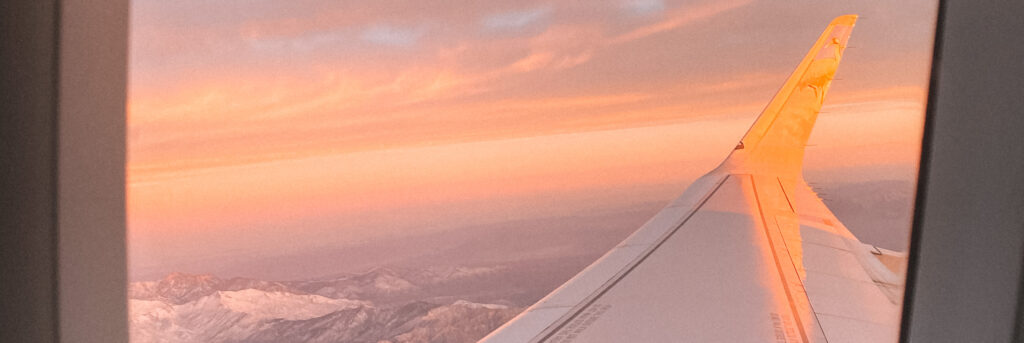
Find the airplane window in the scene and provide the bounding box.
[127,1,938,342]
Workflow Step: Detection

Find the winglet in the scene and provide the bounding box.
[721,15,857,178]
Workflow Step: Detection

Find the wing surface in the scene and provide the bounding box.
[481,15,904,343]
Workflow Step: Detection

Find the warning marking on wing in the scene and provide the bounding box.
[546,304,613,343]
[771,312,800,343]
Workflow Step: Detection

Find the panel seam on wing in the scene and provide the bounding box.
[530,175,732,342]
[750,174,828,343]
[812,312,897,326]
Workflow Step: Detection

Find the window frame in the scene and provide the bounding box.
[4,1,1024,342]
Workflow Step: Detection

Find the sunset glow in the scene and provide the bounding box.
[128,0,936,281]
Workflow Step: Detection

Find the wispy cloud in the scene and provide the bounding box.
[246,29,349,52]
[482,7,551,31]
[360,24,425,47]
[610,0,752,44]
[130,0,932,182]
[621,0,665,16]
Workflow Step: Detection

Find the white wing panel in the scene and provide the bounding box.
[480,173,729,343]
[529,244,650,310]
[815,314,897,343]
[539,175,826,343]
[482,173,902,343]
[483,175,832,342]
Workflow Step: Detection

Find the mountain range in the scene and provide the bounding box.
[129,266,521,343]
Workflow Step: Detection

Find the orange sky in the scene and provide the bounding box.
[127,0,938,279]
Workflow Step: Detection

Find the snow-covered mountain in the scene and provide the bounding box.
[130,272,296,305]
[236,300,517,343]
[292,267,420,301]
[130,289,368,342]
[291,266,505,303]
[129,267,520,343]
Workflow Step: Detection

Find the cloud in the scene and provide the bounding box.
[610,0,752,44]
[246,29,349,52]
[621,0,665,16]
[482,7,551,31]
[359,24,425,47]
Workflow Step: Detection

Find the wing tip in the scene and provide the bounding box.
[832,14,858,26]
[722,15,858,177]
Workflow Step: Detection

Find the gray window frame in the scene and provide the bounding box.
[2,1,1023,342]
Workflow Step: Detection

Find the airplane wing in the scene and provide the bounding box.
[481,15,906,343]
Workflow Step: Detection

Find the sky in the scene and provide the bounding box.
[127,0,939,281]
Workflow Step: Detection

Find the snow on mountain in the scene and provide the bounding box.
[387,300,520,343]
[238,300,520,343]
[216,289,368,321]
[130,291,517,343]
[448,299,508,310]
[240,301,438,343]
[130,289,368,342]
[293,267,420,300]
[130,272,299,305]
[129,267,523,343]
[129,299,193,343]
[367,268,418,292]
[219,277,294,293]
[289,265,508,302]
[406,265,505,285]
[132,273,223,304]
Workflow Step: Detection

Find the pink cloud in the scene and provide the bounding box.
[609,0,753,44]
